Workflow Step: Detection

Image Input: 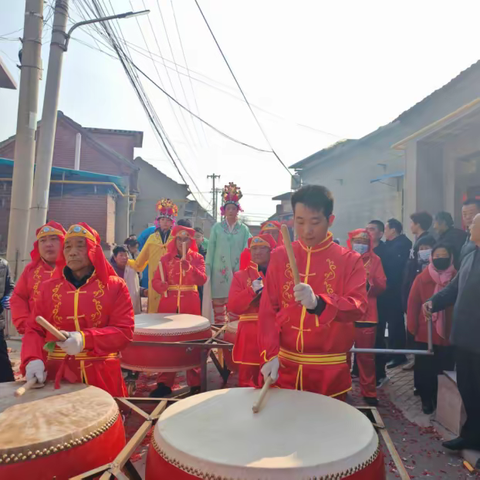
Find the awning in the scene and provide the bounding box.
[370,171,404,184]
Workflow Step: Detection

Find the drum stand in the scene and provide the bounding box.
[121,324,234,396]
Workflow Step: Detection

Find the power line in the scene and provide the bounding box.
[193,0,292,177]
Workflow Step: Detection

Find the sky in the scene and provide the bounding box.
[1,0,480,224]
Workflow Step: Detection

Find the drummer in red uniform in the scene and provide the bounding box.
[11,221,66,334]
[150,225,207,397]
[347,228,386,406]
[20,223,135,396]
[259,220,284,246]
[227,234,276,387]
[258,185,368,399]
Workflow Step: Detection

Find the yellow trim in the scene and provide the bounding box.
[330,386,352,398]
[48,350,118,360]
[37,227,64,240]
[298,231,333,253]
[168,285,198,292]
[296,247,312,353]
[73,289,81,331]
[279,348,347,365]
[239,314,258,322]
[250,236,270,248]
[260,350,278,363]
[65,225,97,243]
[79,330,86,350]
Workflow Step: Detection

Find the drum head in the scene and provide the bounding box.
[134,313,211,336]
[153,388,379,479]
[0,383,119,458]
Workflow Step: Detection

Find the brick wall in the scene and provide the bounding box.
[87,132,135,160]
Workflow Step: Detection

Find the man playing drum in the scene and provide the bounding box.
[20,223,135,396]
[150,225,207,397]
[11,221,66,334]
[259,185,368,399]
[227,234,276,387]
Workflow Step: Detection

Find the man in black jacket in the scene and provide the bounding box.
[460,199,480,263]
[433,211,467,269]
[383,218,412,369]
[425,213,480,451]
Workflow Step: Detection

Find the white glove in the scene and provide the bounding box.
[26,359,47,384]
[252,278,264,294]
[293,283,317,310]
[261,357,280,383]
[56,331,84,356]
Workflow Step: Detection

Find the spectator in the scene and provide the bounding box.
[177,219,193,228]
[410,211,433,242]
[460,198,480,262]
[424,213,480,451]
[366,220,389,386]
[433,211,467,269]
[0,258,15,382]
[111,246,141,314]
[407,244,455,414]
[137,225,156,290]
[194,227,207,309]
[125,238,140,260]
[383,218,412,369]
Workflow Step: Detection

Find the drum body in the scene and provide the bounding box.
[121,313,212,372]
[0,382,125,480]
[223,321,238,372]
[146,388,385,480]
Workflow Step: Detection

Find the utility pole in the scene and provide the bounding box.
[28,0,69,248]
[7,0,44,279]
[207,173,220,221]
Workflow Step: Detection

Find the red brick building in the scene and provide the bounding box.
[0,111,143,251]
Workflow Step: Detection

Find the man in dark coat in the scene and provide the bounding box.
[433,211,467,269]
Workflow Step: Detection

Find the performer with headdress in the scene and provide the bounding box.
[258,185,368,399]
[11,221,66,334]
[129,199,178,313]
[259,220,284,246]
[150,225,207,396]
[204,183,251,323]
[20,223,135,396]
[227,234,276,387]
[347,228,386,406]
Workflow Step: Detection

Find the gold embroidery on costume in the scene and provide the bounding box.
[91,280,105,327]
[282,263,294,309]
[324,258,336,294]
[32,265,42,299]
[51,282,63,326]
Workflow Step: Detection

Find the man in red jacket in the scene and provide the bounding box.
[347,229,386,406]
[20,223,134,397]
[228,234,276,387]
[11,221,66,334]
[258,185,367,399]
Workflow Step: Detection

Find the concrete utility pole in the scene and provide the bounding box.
[7,0,44,279]
[207,173,220,221]
[28,0,69,249]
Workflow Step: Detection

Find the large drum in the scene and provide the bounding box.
[121,313,212,372]
[146,388,385,479]
[223,320,238,372]
[0,382,125,480]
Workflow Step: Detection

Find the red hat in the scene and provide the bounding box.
[59,223,117,284]
[167,225,198,256]
[260,220,284,245]
[30,221,66,263]
[240,234,276,270]
[347,228,373,253]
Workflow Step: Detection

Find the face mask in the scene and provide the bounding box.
[433,257,451,271]
[353,244,368,255]
[418,249,432,262]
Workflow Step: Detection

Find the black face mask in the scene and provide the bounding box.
[432,258,451,271]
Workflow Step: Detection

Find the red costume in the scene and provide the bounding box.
[11,222,66,334]
[258,232,367,398]
[260,220,284,246]
[347,229,386,399]
[152,225,207,387]
[20,223,135,397]
[227,234,276,387]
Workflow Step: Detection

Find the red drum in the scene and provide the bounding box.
[121,313,212,372]
[223,320,238,372]
[0,382,125,480]
[146,388,385,480]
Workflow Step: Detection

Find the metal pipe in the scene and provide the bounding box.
[350,348,433,355]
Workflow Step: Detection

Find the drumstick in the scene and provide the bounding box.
[182,241,187,260]
[252,376,273,413]
[14,378,38,397]
[158,262,167,298]
[35,316,68,341]
[281,224,300,285]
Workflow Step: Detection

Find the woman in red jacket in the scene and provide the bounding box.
[348,229,387,406]
[407,244,456,414]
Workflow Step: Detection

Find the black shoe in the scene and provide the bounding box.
[422,401,434,415]
[149,383,172,398]
[386,358,408,370]
[364,396,379,406]
[190,386,201,395]
[442,437,469,451]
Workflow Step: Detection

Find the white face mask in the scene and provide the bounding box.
[418,249,432,262]
[353,243,369,255]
